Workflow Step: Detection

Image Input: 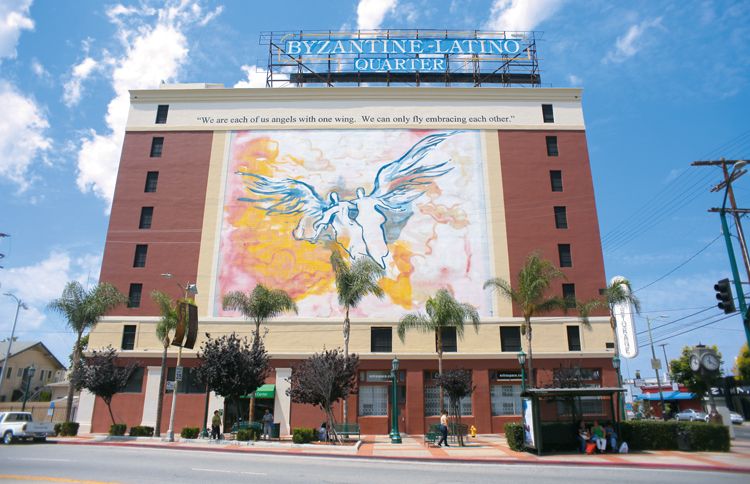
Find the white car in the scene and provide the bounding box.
[0,412,56,444]
[730,412,744,425]
[674,409,709,422]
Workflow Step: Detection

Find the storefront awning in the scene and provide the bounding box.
[635,391,695,401]
[241,384,275,399]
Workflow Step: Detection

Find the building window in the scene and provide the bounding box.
[133,244,148,268]
[370,327,392,353]
[139,207,154,229]
[550,170,563,192]
[424,385,472,416]
[558,244,572,267]
[500,326,521,352]
[127,283,143,308]
[606,342,615,349]
[17,368,23,377]
[562,283,576,308]
[121,325,136,350]
[546,136,559,156]
[358,385,388,416]
[542,104,554,123]
[166,367,205,394]
[155,105,169,124]
[144,171,159,192]
[491,384,522,416]
[438,327,457,353]
[150,137,164,157]
[122,367,144,393]
[567,326,581,351]
[6,368,11,379]
[554,206,568,229]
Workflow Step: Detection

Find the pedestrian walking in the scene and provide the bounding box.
[211,410,222,440]
[262,409,274,440]
[437,410,449,447]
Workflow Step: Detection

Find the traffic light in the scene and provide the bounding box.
[714,278,736,314]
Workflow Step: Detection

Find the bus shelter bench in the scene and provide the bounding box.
[333,423,360,440]
[424,424,441,446]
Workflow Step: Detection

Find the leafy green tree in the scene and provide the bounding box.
[286,349,359,444]
[670,345,723,410]
[48,281,127,421]
[483,253,566,387]
[398,289,479,408]
[150,290,180,437]
[736,343,750,382]
[330,251,385,422]
[435,369,474,446]
[71,346,138,425]
[222,284,298,346]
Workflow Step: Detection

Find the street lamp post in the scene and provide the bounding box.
[21,365,36,411]
[612,355,623,420]
[389,357,402,444]
[646,315,668,420]
[517,350,527,393]
[0,293,28,398]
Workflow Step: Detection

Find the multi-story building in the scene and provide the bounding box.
[0,341,66,403]
[81,83,614,436]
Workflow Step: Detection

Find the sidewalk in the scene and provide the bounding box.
[52,433,750,474]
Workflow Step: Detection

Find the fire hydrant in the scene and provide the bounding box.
[470,425,477,438]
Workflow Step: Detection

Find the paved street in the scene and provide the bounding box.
[0,443,747,484]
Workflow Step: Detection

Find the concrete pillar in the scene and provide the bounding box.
[405,369,424,435]
[76,390,96,434]
[274,368,291,436]
[140,366,161,427]
[473,368,492,433]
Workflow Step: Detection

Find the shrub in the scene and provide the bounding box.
[683,422,730,451]
[504,422,525,451]
[619,420,729,451]
[180,427,200,439]
[236,429,252,441]
[58,422,79,437]
[292,427,316,444]
[109,424,127,436]
[129,426,154,437]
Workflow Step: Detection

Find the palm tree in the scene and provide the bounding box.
[483,253,566,388]
[601,277,641,354]
[222,284,297,422]
[48,281,127,421]
[397,289,479,410]
[150,290,179,437]
[330,251,385,423]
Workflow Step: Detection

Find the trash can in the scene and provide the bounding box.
[271,422,280,439]
[676,429,690,451]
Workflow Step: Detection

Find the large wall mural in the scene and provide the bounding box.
[215,130,491,318]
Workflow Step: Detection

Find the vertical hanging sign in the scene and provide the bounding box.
[612,276,639,358]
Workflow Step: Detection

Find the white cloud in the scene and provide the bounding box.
[357,0,397,30]
[567,74,582,86]
[75,1,221,209]
[234,65,268,88]
[30,58,48,78]
[0,80,51,190]
[484,0,565,31]
[604,17,663,64]
[63,57,98,107]
[0,0,34,61]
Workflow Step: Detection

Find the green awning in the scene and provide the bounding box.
[241,384,275,399]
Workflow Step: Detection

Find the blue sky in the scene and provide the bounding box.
[1,0,749,379]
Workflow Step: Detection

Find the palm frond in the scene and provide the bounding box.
[397,313,433,342]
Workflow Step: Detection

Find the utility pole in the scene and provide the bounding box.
[692,158,750,348]
[646,316,668,420]
[658,343,670,382]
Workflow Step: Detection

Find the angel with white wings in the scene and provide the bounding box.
[237,131,458,268]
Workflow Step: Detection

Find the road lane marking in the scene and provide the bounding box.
[5,458,73,463]
[191,468,267,476]
[0,476,116,484]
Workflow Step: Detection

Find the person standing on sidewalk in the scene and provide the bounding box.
[211,410,222,440]
[262,409,274,440]
[437,410,450,447]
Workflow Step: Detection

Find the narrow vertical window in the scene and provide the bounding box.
[139,207,154,229]
[554,206,568,228]
[558,244,572,267]
[150,137,164,157]
[155,105,169,124]
[127,283,143,308]
[370,327,393,352]
[500,326,522,352]
[567,326,581,351]
[144,171,159,192]
[562,283,576,308]
[121,325,137,350]
[438,327,458,352]
[133,244,148,268]
[546,136,558,156]
[550,170,563,192]
[542,104,554,123]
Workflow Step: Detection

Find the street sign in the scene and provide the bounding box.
[47,407,54,417]
[49,401,55,409]
[175,366,183,381]
[166,381,175,391]
[651,358,661,370]
[633,378,645,387]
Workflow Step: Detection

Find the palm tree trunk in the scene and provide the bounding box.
[154,342,168,437]
[525,319,534,388]
[250,319,262,423]
[437,329,444,412]
[343,307,350,424]
[65,331,82,422]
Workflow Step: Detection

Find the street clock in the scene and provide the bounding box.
[701,352,721,372]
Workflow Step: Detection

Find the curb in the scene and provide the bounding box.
[52,439,750,475]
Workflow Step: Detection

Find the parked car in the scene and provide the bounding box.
[674,409,709,422]
[730,412,744,425]
[0,412,56,444]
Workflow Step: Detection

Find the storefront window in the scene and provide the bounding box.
[490,384,521,416]
[424,385,472,416]
[359,385,388,416]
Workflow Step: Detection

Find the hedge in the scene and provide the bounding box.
[236,429,252,441]
[109,424,127,436]
[54,422,79,437]
[504,423,525,451]
[619,421,729,452]
[292,427,316,444]
[129,426,154,437]
[180,427,201,439]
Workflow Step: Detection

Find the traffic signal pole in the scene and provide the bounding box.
[720,209,750,347]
